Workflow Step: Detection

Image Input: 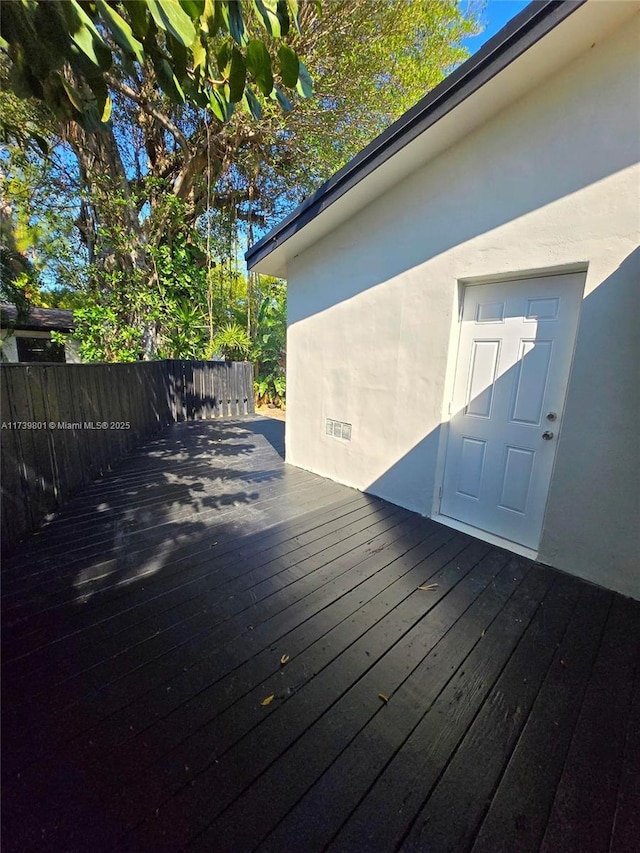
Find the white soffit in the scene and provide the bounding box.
[251,0,638,278]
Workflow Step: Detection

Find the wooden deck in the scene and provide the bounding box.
[2,417,639,852]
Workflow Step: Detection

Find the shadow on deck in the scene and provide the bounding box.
[1,417,638,852]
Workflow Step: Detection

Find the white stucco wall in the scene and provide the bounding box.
[0,330,80,362]
[285,15,640,598]
[0,331,19,362]
[64,338,82,363]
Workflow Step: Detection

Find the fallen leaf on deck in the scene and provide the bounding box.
[418,584,439,591]
[280,654,290,665]
[261,695,275,706]
[481,629,485,637]
[378,693,389,704]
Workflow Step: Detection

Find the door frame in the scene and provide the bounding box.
[431,263,587,557]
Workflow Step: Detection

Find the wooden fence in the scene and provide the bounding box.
[166,360,255,421]
[0,360,254,552]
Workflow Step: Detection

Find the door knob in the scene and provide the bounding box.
[546,412,557,421]
[542,431,554,440]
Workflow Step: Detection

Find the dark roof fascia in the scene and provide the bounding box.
[246,0,587,270]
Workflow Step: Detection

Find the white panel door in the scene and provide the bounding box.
[440,273,583,549]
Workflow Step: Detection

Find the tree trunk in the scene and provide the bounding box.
[65,121,157,358]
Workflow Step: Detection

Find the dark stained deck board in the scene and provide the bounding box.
[471,593,640,853]
[3,445,294,529]
[9,436,294,526]
[196,553,535,852]
[3,463,344,582]
[2,502,409,720]
[1,494,372,670]
[5,460,305,549]
[2,496,380,668]
[1,477,360,613]
[2,417,638,853]
[259,561,554,853]
[92,529,458,782]
[2,420,310,573]
[24,519,456,783]
[1,492,372,662]
[537,595,640,853]
[3,458,320,559]
[93,539,492,850]
[610,662,640,853]
[2,474,355,616]
[1,498,382,681]
[1,488,353,621]
[4,527,466,850]
[327,571,583,852]
[2,491,397,652]
[2,503,414,755]
[1,486,360,606]
[398,585,611,852]
[3,502,412,738]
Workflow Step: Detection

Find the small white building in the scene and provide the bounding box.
[247,0,640,600]
[0,304,81,363]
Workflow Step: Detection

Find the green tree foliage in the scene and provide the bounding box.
[0,0,310,128]
[1,0,313,359]
[1,0,480,374]
[0,85,84,314]
[212,322,252,361]
[253,277,286,405]
[240,0,480,217]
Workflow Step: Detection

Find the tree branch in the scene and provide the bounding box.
[105,74,190,157]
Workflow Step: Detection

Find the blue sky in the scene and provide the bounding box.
[463,1,532,54]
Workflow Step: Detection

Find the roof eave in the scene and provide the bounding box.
[245,0,587,273]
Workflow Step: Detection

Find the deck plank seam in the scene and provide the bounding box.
[113,540,492,846]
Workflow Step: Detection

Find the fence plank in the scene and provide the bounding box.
[192,361,201,420]
[25,366,57,518]
[215,363,221,416]
[237,362,244,415]
[178,361,186,422]
[46,367,68,502]
[203,363,212,420]
[50,367,71,500]
[1,370,28,544]
[89,366,106,475]
[169,361,177,420]
[233,362,240,416]
[7,367,39,531]
[224,362,231,417]
[245,362,254,414]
